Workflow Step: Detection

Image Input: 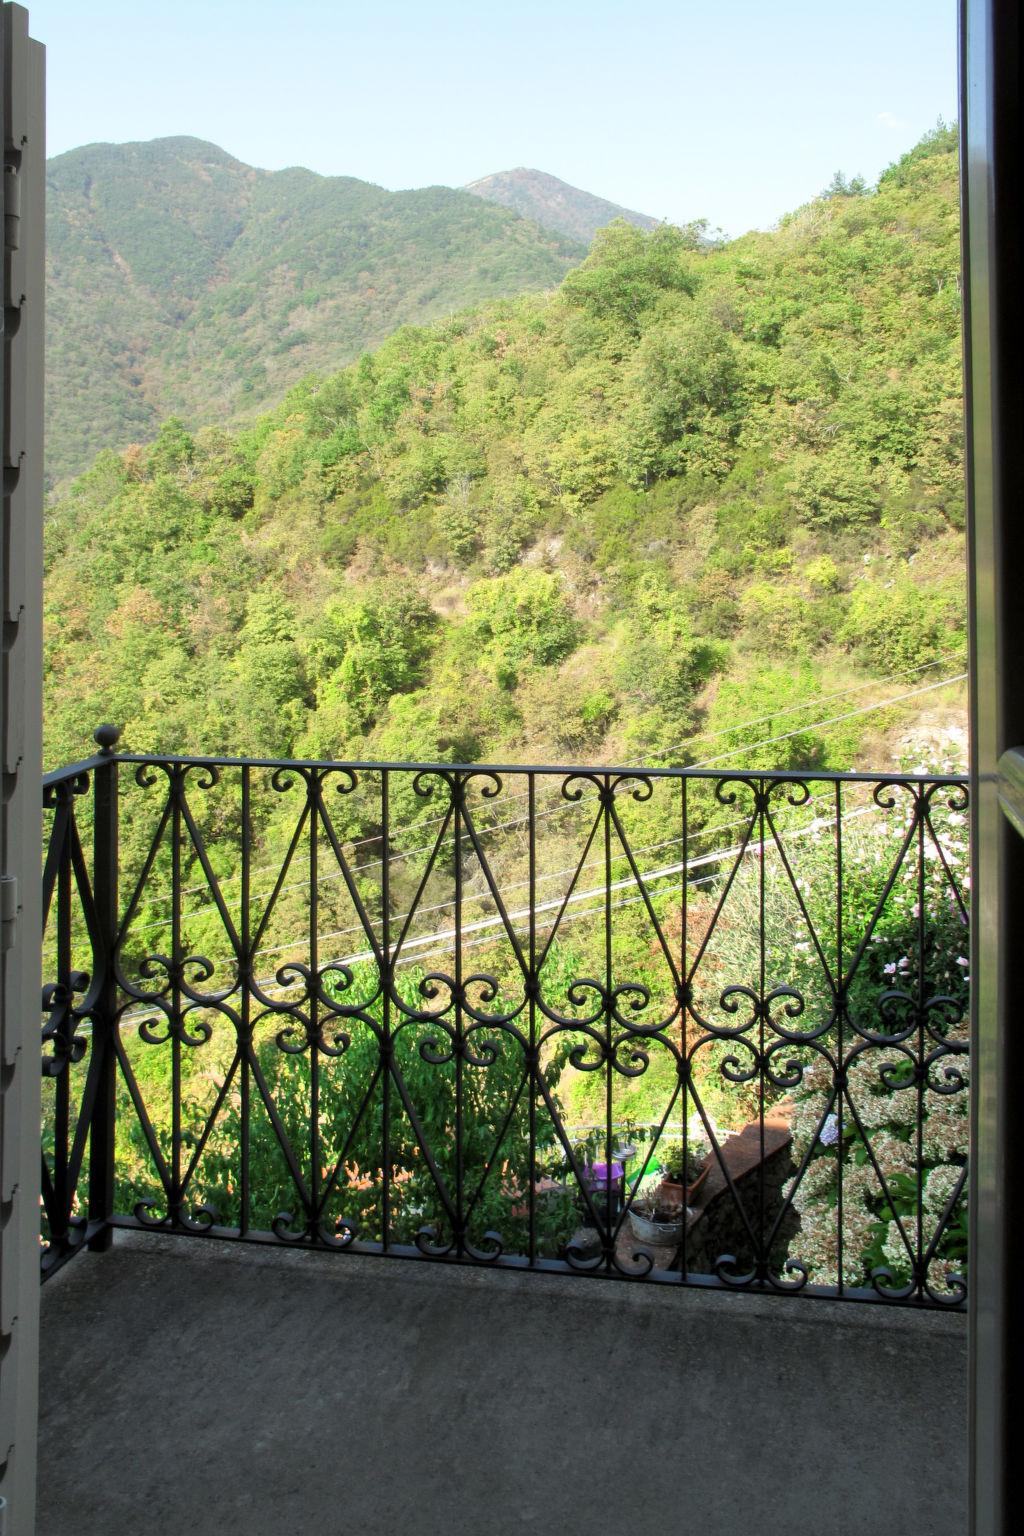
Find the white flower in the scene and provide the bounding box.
[883,1218,911,1274]
[923,1163,964,1219]
[818,1113,840,1147]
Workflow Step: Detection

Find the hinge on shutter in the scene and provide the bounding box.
[0,876,17,951]
[4,152,21,252]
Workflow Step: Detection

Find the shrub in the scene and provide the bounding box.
[465,569,581,689]
[840,575,966,673]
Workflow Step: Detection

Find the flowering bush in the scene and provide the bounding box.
[780,777,969,1295]
[686,764,969,1296]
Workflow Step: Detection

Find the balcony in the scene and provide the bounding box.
[37,733,971,1531]
[38,1230,966,1535]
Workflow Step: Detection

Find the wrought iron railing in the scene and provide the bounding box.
[40,728,970,1306]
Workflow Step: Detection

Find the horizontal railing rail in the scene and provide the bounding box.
[40,730,970,1305]
[113,748,963,785]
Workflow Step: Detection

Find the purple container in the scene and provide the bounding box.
[582,1160,624,1187]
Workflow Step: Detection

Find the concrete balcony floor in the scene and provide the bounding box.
[38,1232,966,1536]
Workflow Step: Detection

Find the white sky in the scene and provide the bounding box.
[28,0,958,236]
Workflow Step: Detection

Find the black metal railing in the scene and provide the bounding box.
[40,729,970,1306]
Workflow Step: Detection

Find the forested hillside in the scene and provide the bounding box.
[44,126,966,777]
[46,137,583,483]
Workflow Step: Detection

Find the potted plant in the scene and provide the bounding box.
[627,1184,688,1247]
[659,1145,712,1210]
[626,1140,713,1246]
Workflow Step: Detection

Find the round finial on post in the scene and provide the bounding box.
[93,723,122,755]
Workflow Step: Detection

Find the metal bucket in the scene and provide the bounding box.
[628,1208,686,1246]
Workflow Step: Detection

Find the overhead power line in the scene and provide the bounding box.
[106,651,964,909]
[650,651,964,763]
[309,805,879,974]
[46,665,966,993]
[108,787,966,1032]
[690,672,967,769]
[113,666,966,941]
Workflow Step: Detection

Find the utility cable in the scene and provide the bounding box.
[650,651,964,764]
[113,652,964,906]
[106,668,964,946]
[110,791,958,1031]
[689,672,967,769]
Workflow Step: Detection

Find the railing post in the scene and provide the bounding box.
[87,724,120,1252]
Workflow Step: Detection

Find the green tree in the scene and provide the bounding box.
[561,221,700,332]
[464,570,581,689]
[306,582,437,732]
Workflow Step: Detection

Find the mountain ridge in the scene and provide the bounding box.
[46,136,586,483]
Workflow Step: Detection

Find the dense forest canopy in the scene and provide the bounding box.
[44,125,965,778]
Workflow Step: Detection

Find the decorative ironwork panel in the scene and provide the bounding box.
[42,751,970,1306]
[40,764,100,1273]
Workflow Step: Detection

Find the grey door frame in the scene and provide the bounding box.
[0,6,43,1533]
[961,1,1022,1532]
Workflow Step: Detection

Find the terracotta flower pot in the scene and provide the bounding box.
[659,1162,711,1210]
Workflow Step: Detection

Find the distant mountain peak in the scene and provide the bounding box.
[49,134,249,171]
[464,167,659,246]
